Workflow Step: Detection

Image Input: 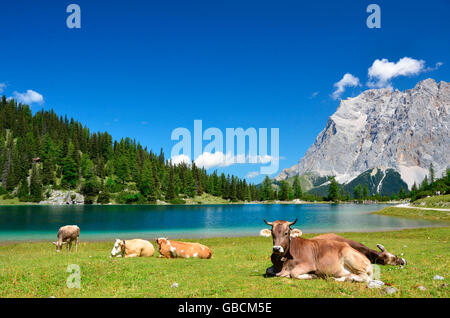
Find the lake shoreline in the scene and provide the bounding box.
[0,201,400,207]
[2,224,448,244]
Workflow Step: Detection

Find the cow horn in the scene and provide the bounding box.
[376,244,386,252]
[263,219,273,226]
[288,219,298,227]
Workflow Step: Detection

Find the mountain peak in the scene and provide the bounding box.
[276,79,450,189]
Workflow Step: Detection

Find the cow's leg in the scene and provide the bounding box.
[68,242,72,252]
[296,273,318,280]
[337,247,373,283]
[266,266,278,277]
[275,270,291,278]
[75,237,79,252]
[289,265,317,280]
[125,253,139,258]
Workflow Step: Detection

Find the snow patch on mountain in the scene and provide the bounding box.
[276,79,450,189]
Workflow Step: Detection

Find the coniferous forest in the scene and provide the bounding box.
[0,96,269,204]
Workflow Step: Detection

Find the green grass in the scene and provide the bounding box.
[412,194,450,209]
[0,195,25,205]
[374,207,450,221]
[0,227,449,298]
[184,193,234,205]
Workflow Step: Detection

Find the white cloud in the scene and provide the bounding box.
[367,57,426,88]
[194,152,236,169]
[309,91,319,99]
[170,152,277,170]
[332,73,360,100]
[0,83,6,93]
[12,89,44,105]
[246,171,260,179]
[426,61,443,72]
[170,154,191,166]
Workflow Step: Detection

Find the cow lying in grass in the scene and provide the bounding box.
[260,227,406,266]
[110,239,155,258]
[312,233,406,266]
[52,225,80,253]
[264,219,374,282]
[156,238,212,259]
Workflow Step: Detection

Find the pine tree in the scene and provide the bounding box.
[261,176,273,201]
[292,176,302,199]
[328,177,339,202]
[138,161,155,201]
[30,164,43,202]
[353,184,363,200]
[17,178,29,202]
[279,180,290,201]
[61,143,79,189]
[166,168,176,201]
[429,163,435,183]
[363,185,369,199]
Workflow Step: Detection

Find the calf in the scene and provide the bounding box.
[156,238,212,259]
[264,219,373,282]
[52,225,80,252]
[311,233,406,266]
[110,239,155,258]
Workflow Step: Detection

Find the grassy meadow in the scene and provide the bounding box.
[0,227,449,298]
[411,194,450,209]
[375,206,450,221]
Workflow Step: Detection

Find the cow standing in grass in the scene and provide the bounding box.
[52,225,80,253]
[264,219,373,282]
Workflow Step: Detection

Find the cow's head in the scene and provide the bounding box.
[52,241,67,252]
[376,244,407,266]
[110,239,125,257]
[155,238,168,250]
[263,219,297,256]
[260,228,302,238]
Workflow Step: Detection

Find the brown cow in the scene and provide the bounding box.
[156,238,212,259]
[52,225,80,252]
[312,233,406,266]
[264,219,373,282]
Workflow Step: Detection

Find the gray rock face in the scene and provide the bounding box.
[276,79,450,188]
[40,190,84,205]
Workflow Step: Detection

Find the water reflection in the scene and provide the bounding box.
[0,204,446,241]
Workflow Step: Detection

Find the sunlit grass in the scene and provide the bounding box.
[0,227,448,298]
[374,207,450,221]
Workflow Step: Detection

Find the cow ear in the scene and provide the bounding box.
[62,242,68,245]
[259,229,272,237]
[290,229,302,238]
[52,242,57,245]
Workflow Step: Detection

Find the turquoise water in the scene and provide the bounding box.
[0,204,445,241]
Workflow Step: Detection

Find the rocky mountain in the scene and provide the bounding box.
[277,78,450,191]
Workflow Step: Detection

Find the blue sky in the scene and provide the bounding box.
[1,0,449,183]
